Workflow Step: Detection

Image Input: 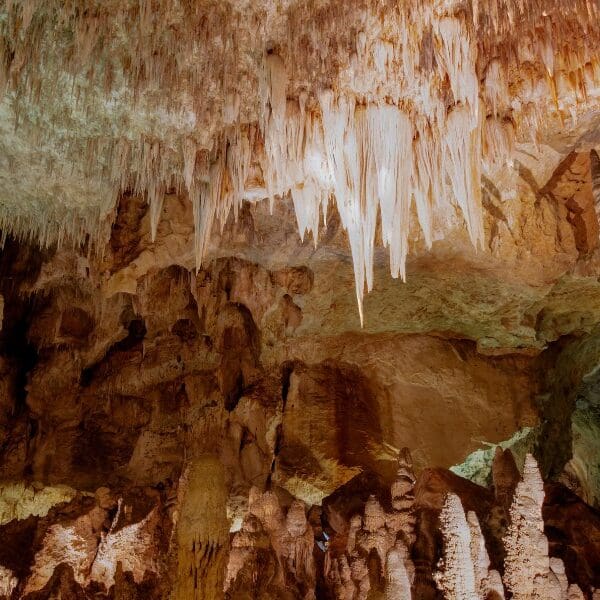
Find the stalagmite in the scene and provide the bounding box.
[504,454,569,600]
[356,495,396,567]
[568,585,586,600]
[384,540,414,600]
[172,457,230,600]
[226,488,317,598]
[467,511,505,600]
[0,565,17,598]
[435,493,479,600]
[388,447,417,546]
[225,513,274,595]
[325,448,420,599]
[329,555,359,600]
[436,493,505,600]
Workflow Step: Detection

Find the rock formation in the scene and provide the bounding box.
[434,454,598,600]
[435,493,481,600]
[172,457,230,600]
[1,0,600,598]
[321,449,418,598]
[504,454,565,599]
[225,488,316,599]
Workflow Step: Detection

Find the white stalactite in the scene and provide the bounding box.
[1,0,598,323]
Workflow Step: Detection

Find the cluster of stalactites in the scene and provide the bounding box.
[186,39,485,325]
[138,0,599,324]
[0,0,599,320]
[436,454,588,600]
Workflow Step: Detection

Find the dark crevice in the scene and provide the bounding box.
[280,360,295,409]
[114,317,147,352]
[223,371,244,412]
[591,149,600,213]
[0,236,45,428]
[109,192,148,273]
[267,361,296,487]
[79,316,146,387]
[217,302,260,412]
[7,304,39,414]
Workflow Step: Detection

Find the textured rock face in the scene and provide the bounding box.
[1,0,600,598]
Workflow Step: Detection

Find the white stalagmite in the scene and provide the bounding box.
[436,493,507,600]
[435,493,479,600]
[0,565,18,598]
[504,453,548,599]
[467,511,505,600]
[504,453,567,600]
[384,540,414,600]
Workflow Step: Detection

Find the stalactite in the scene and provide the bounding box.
[0,0,599,320]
